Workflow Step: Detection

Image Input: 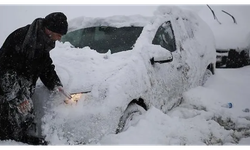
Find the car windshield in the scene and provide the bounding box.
[61,26,143,54]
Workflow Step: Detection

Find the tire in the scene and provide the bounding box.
[116,103,146,134]
[202,69,212,86]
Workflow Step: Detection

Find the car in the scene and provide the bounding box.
[32,5,216,144]
[197,5,250,68]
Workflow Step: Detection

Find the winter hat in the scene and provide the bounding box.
[44,12,68,35]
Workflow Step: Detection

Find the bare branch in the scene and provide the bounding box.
[207,4,222,24]
[222,10,237,24]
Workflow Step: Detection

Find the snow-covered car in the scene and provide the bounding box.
[32,5,216,144]
[197,5,250,68]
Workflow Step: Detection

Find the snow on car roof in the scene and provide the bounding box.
[66,5,197,33]
[67,15,151,33]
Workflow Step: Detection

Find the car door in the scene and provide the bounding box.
[150,20,185,112]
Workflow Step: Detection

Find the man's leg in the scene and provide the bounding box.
[0,103,12,141]
[6,101,47,145]
[0,71,22,141]
[0,102,32,143]
[0,102,48,145]
[0,71,46,145]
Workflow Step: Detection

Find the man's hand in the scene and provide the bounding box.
[53,86,63,93]
[17,99,32,115]
[54,86,72,99]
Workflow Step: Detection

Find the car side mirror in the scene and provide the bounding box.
[150,50,173,65]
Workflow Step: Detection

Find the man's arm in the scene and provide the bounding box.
[39,53,62,91]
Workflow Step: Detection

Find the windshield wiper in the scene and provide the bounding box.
[207,4,222,24]
[221,10,237,24]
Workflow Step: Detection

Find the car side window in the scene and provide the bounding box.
[152,21,176,52]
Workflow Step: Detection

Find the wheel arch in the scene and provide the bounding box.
[128,97,148,111]
[115,97,148,134]
[207,63,215,75]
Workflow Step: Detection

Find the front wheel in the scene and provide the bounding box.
[116,102,146,134]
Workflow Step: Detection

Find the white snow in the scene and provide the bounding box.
[0,4,250,146]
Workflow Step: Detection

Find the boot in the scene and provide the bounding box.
[20,134,48,145]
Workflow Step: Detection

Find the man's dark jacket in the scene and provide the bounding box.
[0,18,62,102]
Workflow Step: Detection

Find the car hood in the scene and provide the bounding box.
[50,42,135,94]
[36,42,149,144]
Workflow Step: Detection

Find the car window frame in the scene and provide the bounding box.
[152,21,177,52]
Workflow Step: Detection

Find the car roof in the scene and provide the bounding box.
[67,15,151,33]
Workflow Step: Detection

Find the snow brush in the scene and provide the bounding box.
[60,90,91,105]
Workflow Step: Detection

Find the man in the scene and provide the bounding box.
[0,12,69,145]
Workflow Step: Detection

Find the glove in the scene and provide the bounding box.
[53,85,63,93]
[54,86,72,99]
[16,99,32,115]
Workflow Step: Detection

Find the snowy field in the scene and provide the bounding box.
[1,65,250,146]
[98,66,250,145]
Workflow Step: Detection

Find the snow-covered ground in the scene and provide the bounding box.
[99,66,250,145]
[1,4,250,146]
